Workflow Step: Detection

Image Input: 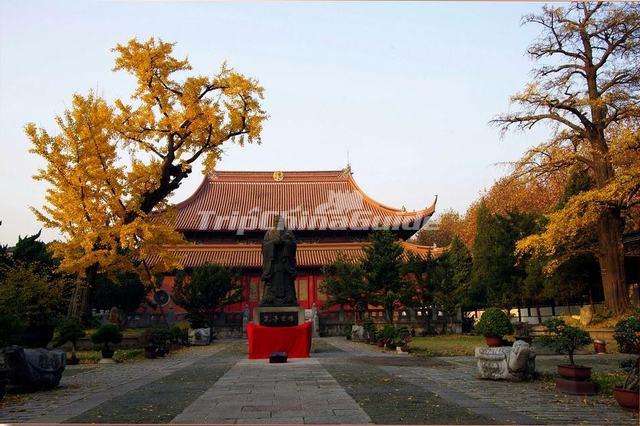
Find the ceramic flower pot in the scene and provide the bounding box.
[67,354,80,365]
[101,347,115,359]
[613,386,639,411]
[557,365,592,381]
[485,336,502,347]
[593,340,606,354]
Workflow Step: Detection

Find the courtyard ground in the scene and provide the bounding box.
[0,338,637,424]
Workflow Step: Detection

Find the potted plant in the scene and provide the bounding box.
[612,316,640,411]
[53,318,86,365]
[540,318,595,395]
[613,315,640,354]
[382,325,399,350]
[375,330,385,347]
[170,326,188,348]
[143,328,171,358]
[474,308,514,347]
[91,322,122,362]
[363,318,375,343]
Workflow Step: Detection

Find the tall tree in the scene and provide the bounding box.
[470,205,544,309]
[431,236,472,332]
[28,38,266,317]
[172,263,242,342]
[361,229,406,323]
[12,231,57,276]
[320,252,367,318]
[416,210,462,247]
[493,2,640,313]
[91,273,147,325]
[403,252,438,331]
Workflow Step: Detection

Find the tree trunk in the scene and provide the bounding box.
[70,263,99,323]
[596,208,629,313]
[385,305,393,324]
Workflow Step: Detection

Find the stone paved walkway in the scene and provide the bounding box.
[172,358,370,424]
[0,337,637,424]
[0,343,232,423]
[326,338,638,425]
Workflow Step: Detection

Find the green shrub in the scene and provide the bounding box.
[0,313,25,348]
[113,349,144,363]
[91,322,123,350]
[474,308,514,338]
[142,327,171,346]
[0,264,65,328]
[55,318,86,346]
[170,326,188,345]
[540,318,592,365]
[54,318,86,361]
[613,316,640,354]
[381,324,399,342]
[363,318,375,340]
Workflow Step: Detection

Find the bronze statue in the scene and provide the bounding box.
[261,216,297,306]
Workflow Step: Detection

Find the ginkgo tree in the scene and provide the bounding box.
[27,38,267,317]
[493,2,640,313]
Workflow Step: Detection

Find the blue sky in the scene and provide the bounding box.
[0,1,554,245]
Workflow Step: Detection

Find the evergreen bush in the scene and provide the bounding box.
[474,308,514,338]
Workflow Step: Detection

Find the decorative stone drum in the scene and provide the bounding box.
[475,340,536,381]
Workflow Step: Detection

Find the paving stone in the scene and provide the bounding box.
[172,356,371,424]
[0,343,234,423]
[3,337,636,425]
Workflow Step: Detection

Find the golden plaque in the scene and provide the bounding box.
[273,171,284,181]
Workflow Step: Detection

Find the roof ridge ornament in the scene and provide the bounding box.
[340,164,352,178]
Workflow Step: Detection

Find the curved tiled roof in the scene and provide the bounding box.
[168,169,436,232]
[149,241,445,269]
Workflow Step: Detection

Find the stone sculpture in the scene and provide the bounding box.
[475,340,536,381]
[2,345,66,390]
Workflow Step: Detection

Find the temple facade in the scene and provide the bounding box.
[149,168,441,321]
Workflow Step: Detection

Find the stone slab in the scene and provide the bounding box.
[172,357,371,424]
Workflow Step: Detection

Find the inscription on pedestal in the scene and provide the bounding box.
[260,311,298,327]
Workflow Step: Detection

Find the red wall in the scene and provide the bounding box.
[149,272,329,320]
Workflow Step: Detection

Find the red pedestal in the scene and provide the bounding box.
[247,322,312,359]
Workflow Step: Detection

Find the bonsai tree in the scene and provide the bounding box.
[54,319,86,364]
[91,323,122,358]
[142,327,172,358]
[381,324,399,348]
[474,308,514,338]
[170,326,188,346]
[540,318,592,366]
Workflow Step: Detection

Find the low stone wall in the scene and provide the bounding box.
[319,318,461,337]
[64,336,144,351]
[586,328,614,343]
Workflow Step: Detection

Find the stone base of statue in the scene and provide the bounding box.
[475,340,536,381]
[253,306,305,327]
